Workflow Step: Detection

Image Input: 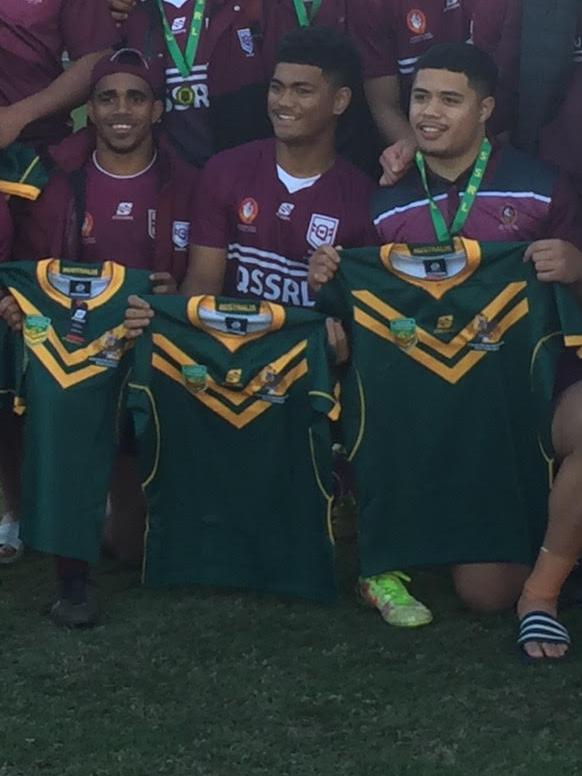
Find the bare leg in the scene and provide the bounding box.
[517,381,582,659]
[104,452,146,567]
[452,562,530,613]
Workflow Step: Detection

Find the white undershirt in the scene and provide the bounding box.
[277,165,321,195]
[162,0,191,9]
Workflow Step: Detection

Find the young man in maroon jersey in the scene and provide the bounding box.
[378,0,521,184]
[126,27,376,334]
[0,0,120,151]
[309,43,582,660]
[0,0,122,564]
[106,0,269,167]
[0,49,199,626]
[125,26,436,627]
[182,26,378,307]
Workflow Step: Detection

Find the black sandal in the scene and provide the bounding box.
[517,611,571,660]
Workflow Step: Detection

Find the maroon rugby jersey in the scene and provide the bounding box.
[191,138,378,307]
[125,0,266,165]
[80,155,161,269]
[357,0,470,89]
[261,0,348,76]
[470,0,521,133]
[0,0,119,147]
[372,144,582,247]
[0,198,13,262]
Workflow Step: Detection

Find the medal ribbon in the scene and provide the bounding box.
[157,0,207,79]
[292,0,323,26]
[415,137,492,242]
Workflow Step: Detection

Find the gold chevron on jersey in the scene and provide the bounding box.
[9,288,129,389]
[151,333,310,429]
[352,282,529,384]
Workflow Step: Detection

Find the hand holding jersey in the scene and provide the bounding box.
[524,240,582,286]
[108,0,136,24]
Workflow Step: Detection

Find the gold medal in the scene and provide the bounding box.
[176,84,194,106]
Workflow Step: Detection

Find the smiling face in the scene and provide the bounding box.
[267,62,351,145]
[409,68,494,160]
[88,72,163,155]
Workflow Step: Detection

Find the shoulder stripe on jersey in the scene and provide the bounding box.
[476,191,552,204]
[398,56,419,67]
[373,190,552,226]
[373,195,447,226]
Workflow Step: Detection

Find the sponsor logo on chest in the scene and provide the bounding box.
[306,213,340,250]
[171,16,187,33]
[114,202,134,220]
[276,202,295,221]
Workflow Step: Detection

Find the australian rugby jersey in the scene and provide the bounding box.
[0,259,151,562]
[129,294,339,601]
[317,239,582,573]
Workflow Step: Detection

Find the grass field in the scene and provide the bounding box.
[1,542,582,776]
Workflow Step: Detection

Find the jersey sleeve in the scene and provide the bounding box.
[314,264,354,323]
[348,0,398,80]
[0,198,13,262]
[189,155,231,249]
[61,0,121,60]
[546,173,582,249]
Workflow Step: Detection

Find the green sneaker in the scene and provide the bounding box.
[358,571,433,628]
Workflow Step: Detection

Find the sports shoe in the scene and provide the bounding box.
[358,571,433,628]
[49,578,99,629]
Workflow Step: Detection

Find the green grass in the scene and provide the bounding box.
[1,546,582,776]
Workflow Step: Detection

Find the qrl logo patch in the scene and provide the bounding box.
[407,9,427,34]
[237,27,255,57]
[172,220,190,250]
[306,214,339,250]
[239,197,259,225]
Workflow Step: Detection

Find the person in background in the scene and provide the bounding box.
[107,0,269,167]
[0,0,120,151]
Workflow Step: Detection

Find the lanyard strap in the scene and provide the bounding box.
[292,0,322,26]
[157,0,207,79]
[415,138,492,243]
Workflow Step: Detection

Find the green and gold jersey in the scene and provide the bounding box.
[0,259,151,562]
[317,238,582,574]
[129,295,340,602]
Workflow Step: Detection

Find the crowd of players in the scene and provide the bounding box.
[1,0,582,661]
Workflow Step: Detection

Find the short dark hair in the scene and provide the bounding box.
[414,42,498,98]
[275,26,361,89]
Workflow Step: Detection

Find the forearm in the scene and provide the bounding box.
[369,103,414,146]
[10,50,111,128]
[364,77,415,145]
[179,245,227,296]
